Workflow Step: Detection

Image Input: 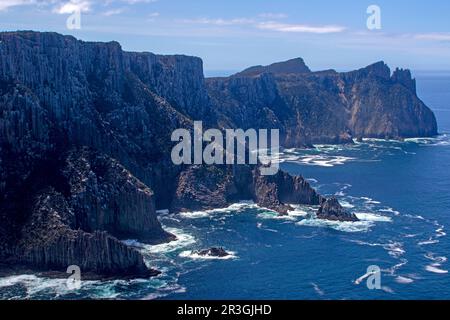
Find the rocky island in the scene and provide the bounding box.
[0,31,437,278]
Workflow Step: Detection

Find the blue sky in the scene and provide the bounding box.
[1,0,450,75]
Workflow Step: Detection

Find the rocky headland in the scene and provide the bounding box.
[0,31,437,277]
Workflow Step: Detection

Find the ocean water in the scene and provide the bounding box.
[1,73,450,300]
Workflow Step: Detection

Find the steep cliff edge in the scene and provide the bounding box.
[0,147,169,277]
[207,59,438,146]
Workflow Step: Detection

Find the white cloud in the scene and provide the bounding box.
[181,16,345,35]
[257,21,346,34]
[120,0,157,4]
[415,33,450,41]
[258,13,287,19]
[181,18,255,26]
[102,8,125,16]
[53,1,91,14]
[0,0,35,11]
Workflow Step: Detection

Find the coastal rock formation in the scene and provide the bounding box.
[16,190,157,277]
[252,166,324,214]
[171,164,323,215]
[317,198,359,222]
[0,31,437,276]
[207,60,438,146]
[63,148,174,243]
[0,148,169,277]
[170,165,235,212]
[194,247,230,258]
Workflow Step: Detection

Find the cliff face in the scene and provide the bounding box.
[0,147,170,277]
[0,31,439,277]
[171,164,323,215]
[0,31,192,276]
[206,60,438,146]
[15,190,156,277]
[343,62,437,139]
[63,148,174,243]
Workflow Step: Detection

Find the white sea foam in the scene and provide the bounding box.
[354,212,392,222]
[361,197,381,205]
[405,134,450,147]
[311,282,325,296]
[354,270,377,285]
[435,226,446,237]
[125,227,196,254]
[179,210,210,219]
[339,201,355,208]
[179,201,258,219]
[143,285,186,300]
[378,208,400,216]
[385,242,406,258]
[293,155,355,167]
[257,210,297,221]
[0,274,103,299]
[424,252,448,274]
[295,205,392,232]
[179,250,238,260]
[425,265,448,274]
[296,218,373,233]
[424,253,447,264]
[286,205,309,217]
[418,238,439,246]
[381,286,395,294]
[257,222,279,233]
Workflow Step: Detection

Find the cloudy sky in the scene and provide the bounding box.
[1,0,450,75]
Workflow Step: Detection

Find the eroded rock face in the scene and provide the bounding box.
[15,190,157,277]
[171,165,236,212]
[317,198,359,222]
[171,164,323,215]
[63,148,174,243]
[252,166,324,214]
[1,147,170,277]
[206,60,438,146]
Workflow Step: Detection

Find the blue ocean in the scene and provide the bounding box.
[1,72,449,300]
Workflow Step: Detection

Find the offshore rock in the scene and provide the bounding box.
[317,198,359,222]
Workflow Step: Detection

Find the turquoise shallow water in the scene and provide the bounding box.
[1,74,449,300]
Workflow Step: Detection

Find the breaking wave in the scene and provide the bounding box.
[179,250,238,260]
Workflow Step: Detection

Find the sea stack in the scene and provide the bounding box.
[317,198,359,222]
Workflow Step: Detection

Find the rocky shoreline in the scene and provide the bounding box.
[0,31,436,278]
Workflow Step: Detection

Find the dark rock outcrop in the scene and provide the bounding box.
[317,198,359,222]
[194,247,230,258]
[15,190,157,277]
[252,166,324,214]
[171,164,322,215]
